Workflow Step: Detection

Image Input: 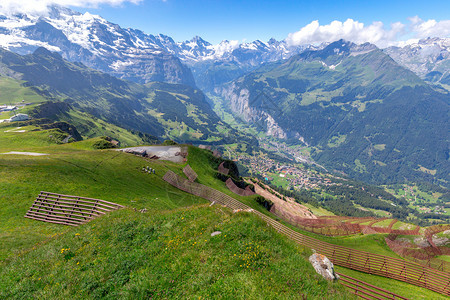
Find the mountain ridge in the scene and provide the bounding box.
[0,46,244,145]
[217,40,450,186]
[2,6,449,91]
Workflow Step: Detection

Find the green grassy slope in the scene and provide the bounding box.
[0,76,47,105]
[0,123,205,262]
[0,206,351,299]
[0,123,446,298]
[335,266,448,300]
[185,146,449,299]
[0,123,354,299]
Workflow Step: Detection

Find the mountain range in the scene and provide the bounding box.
[0,46,250,146]
[1,6,449,90]
[384,38,450,85]
[0,6,449,187]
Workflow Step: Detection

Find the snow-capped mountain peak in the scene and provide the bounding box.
[0,5,196,86]
[384,37,450,84]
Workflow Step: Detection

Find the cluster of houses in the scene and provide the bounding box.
[236,152,335,190]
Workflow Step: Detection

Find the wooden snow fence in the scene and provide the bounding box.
[217,161,229,175]
[337,273,409,300]
[183,164,198,182]
[225,178,255,196]
[25,191,124,226]
[162,170,450,297]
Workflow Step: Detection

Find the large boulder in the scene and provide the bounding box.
[309,253,339,281]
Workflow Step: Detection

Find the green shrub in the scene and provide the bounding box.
[255,196,273,211]
[162,140,178,145]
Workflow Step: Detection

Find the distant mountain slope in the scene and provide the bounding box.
[178,37,318,91]
[218,40,450,186]
[384,38,450,85]
[0,6,195,86]
[0,47,238,144]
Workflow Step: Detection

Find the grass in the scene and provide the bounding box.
[437,255,450,262]
[0,199,351,299]
[0,77,47,105]
[327,134,347,148]
[418,165,437,176]
[0,126,351,299]
[392,221,417,230]
[0,126,206,262]
[371,219,394,228]
[0,126,445,299]
[63,110,153,147]
[183,149,448,297]
[186,146,404,259]
[373,144,386,151]
[335,266,448,300]
[303,203,335,216]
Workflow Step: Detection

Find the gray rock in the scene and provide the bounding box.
[414,237,430,247]
[211,231,222,237]
[432,235,449,247]
[309,253,339,281]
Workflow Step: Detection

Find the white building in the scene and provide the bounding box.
[9,114,30,122]
[0,106,17,112]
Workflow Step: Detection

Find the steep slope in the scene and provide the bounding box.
[0,126,351,299]
[0,6,195,86]
[0,47,234,144]
[218,40,450,186]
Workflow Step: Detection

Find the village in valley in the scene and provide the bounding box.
[223,138,337,191]
[221,136,449,220]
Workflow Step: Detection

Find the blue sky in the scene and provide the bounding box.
[78,0,450,44]
[2,0,449,45]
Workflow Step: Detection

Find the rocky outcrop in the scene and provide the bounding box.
[309,253,339,281]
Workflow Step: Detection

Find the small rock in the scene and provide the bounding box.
[309,253,339,281]
[211,231,222,237]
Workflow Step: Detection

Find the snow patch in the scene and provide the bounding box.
[110,60,134,71]
[0,33,61,52]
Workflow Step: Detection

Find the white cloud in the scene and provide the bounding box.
[286,18,450,48]
[409,16,450,39]
[0,0,143,16]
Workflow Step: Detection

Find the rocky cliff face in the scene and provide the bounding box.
[217,82,288,139]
